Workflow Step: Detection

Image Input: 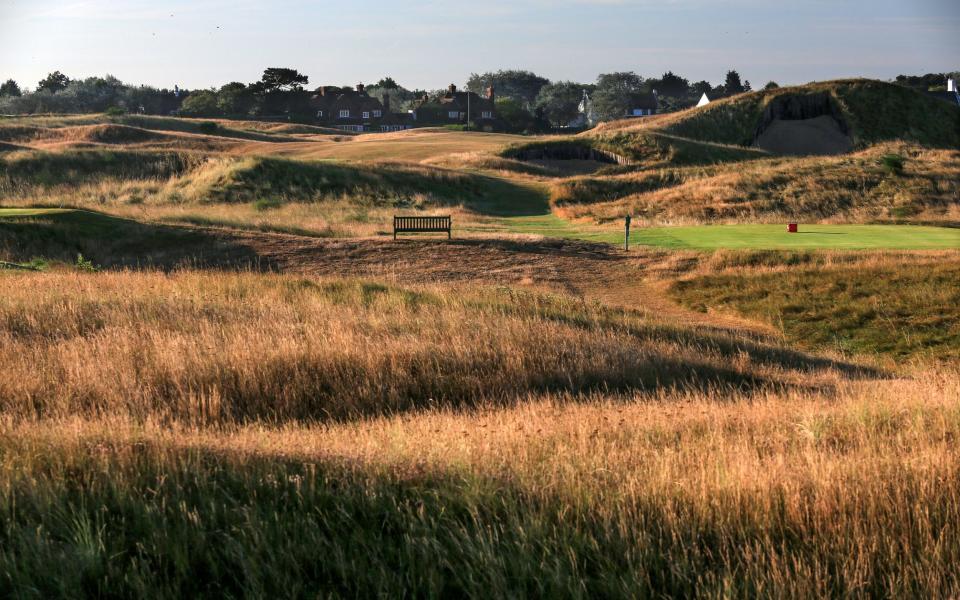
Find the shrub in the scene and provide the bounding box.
[880,153,905,175]
[198,121,220,135]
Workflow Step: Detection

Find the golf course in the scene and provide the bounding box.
[1,77,959,597]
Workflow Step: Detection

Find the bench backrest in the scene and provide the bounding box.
[394,216,451,232]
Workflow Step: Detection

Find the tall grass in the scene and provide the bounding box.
[0,268,956,595]
[0,270,849,424]
[2,371,958,597]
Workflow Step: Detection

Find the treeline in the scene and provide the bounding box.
[894,72,959,92]
[2,67,955,131]
[0,66,762,131]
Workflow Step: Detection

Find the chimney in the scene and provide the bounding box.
[486,85,495,101]
[357,82,365,93]
[319,86,326,97]
[949,79,957,93]
[448,83,457,94]
[383,91,390,111]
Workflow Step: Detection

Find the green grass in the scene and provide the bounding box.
[492,218,960,251]
[672,260,960,361]
[622,224,960,250]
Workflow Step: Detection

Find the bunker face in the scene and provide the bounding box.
[631,224,960,250]
[754,93,854,156]
[756,116,853,156]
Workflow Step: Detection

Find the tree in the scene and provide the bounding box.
[0,79,21,97]
[652,71,689,98]
[37,71,71,94]
[690,80,713,97]
[723,70,745,96]
[592,72,645,121]
[764,81,780,90]
[465,70,550,106]
[366,83,418,113]
[217,82,255,115]
[179,90,220,116]
[258,68,309,92]
[494,97,538,133]
[743,80,753,93]
[535,81,592,127]
[375,77,399,90]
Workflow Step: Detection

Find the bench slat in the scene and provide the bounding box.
[393,216,452,239]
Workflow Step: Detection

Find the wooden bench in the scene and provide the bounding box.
[393,216,452,240]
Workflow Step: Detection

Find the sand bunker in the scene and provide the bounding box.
[757,115,853,156]
[754,92,853,156]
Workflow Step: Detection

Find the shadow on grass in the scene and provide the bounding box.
[482,299,886,384]
[0,209,273,271]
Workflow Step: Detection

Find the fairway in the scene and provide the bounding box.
[624,224,960,250]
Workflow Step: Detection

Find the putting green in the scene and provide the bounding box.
[621,224,960,250]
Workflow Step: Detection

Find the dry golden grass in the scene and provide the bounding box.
[3,366,958,596]
[0,269,855,425]
[0,261,956,594]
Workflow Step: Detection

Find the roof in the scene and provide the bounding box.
[435,91,495,112]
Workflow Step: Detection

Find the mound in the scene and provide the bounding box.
[0,149,199,186]
[183,156,544,215]
[73,124,166,144]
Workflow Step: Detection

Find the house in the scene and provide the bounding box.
[696,93,711,108]
[928,78,960,107]
[623,91,659,118]
[412,84,499,130]
[310,84,412,132]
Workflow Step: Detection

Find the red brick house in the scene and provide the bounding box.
[310,84,412,132]
[412,84,499,130]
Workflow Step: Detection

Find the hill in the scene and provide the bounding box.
[592,79,960,157]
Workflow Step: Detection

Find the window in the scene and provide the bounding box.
[449,111,460,119]
[481,111,492,119]
[339,109,350,118]
[373,110,382,117]
[316,110,324,118]
[362,111,369,119]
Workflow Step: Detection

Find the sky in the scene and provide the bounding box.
[0,0,958,92]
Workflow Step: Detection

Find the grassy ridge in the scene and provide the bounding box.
[552,144,960,226]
